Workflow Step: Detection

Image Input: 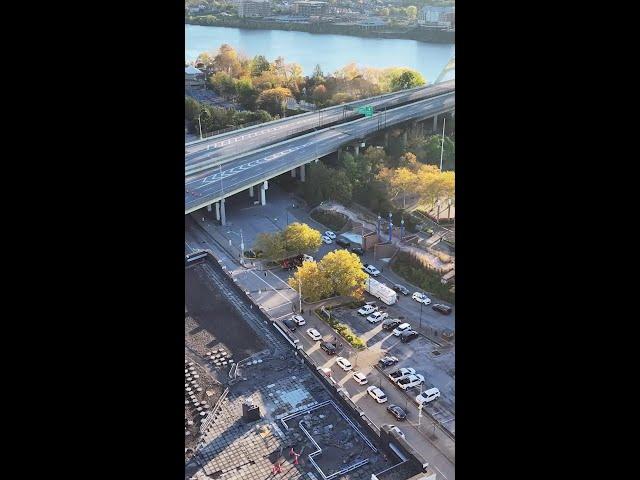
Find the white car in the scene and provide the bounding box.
[324,231,336,239]
[306,328,322,341]
[367,311,389,323]
[397,374,425,391]
[416,388,441,405]
[352,371,368,385]
[336,357,353,371]
[411,292,431,305]
[392,323,412,336]
[388,367,417,383]
[291,315,306,326]
[389,425,406,439]
[321,235,332,244]
[357,304,377,316]
[366,385,388,403]
[362,264,381,276]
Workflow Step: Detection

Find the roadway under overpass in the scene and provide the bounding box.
[185,90,454,221]
[185,80,455,175]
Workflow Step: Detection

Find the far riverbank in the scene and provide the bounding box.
[185,16,455,44]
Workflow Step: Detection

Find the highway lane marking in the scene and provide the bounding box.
[248,270,293,305]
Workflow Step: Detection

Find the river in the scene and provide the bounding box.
[186,25,454,83]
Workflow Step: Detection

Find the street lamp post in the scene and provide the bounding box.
[439,116,446,171]
[298,278,303,314]
[198,113,203,140]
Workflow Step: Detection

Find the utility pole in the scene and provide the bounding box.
[298,278,303,314]
[198,113,203,140]
[239,229,245,266]
[439,117,446,171]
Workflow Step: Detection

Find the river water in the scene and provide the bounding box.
[186,24,454,83]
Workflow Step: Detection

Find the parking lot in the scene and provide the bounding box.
[328,304,455,416]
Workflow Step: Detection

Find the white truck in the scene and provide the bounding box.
[365,277,397,305]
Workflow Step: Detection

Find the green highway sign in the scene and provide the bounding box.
[357,105,375,117]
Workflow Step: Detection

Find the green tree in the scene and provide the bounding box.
[185,96,200,121]
[235,77,258,110]
[312,84,328,105]
[406,6,418,19]
[319,250,368,299]
[213,44,242,76]
[390,70,426,91]
[251,55,271,77]
[284,222,322,254]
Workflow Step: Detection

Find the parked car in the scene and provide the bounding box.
[386,404,407,421]
[416,388,441,406]
[366,385,388,403]
[393,284,410,295]
[392,323,412,336]
[397,374,425,391]
[412,292,431,305]
[336,237,351,248]
[400,330,419,343]
[291,315,306,326]
[382,318,402,331]
[321,235,332,244]
[320,341,337,355]
[367,311,389,324]
[432,304,452,315]
[336,357,353,371]
[389,425,406,439]
[306,328,322,341]
[350,246,364,256]
[324,231,336,239]
[358,304,377,316]
[283,318,297,332]
[362,264,381,276]
[352,371,368,385]
[378,356,399,368]
[388,368,416,382]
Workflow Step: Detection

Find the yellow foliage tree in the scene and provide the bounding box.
[288,260,332,302]
[319,250,368,299]
[284,222,322,254]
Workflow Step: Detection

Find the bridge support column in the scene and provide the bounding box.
[215,202,220,222]
[433,114,438,132]
[220,198,226,226]
[384,132,389,148]
[260,181,268,206]
[354,144,360,156]
[299,164,306,182]
[402,130,408,148]
[206,204,212,212]
[290,168,296,178]
[249,185,254,197]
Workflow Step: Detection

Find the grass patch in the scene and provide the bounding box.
[314,309,366,350]
[392,251,455,304]
[310,209,348,232]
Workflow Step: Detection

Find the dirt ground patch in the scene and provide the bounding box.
[185,264,266,360]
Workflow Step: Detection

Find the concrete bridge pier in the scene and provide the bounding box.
[249,185,254,197]
[433,114,438,132]
[206,204,212,212]
[215,202,221,222]
[260,180,268,205]
[291,168,296,178]
[384,132,389,147]
[220,198,226,226]
[299,163,306,182]
[402,130,408,149]
[354,143,360,156]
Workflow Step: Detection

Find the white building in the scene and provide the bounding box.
[419,6,455,27]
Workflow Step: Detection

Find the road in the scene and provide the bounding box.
[185,92,455,214]
[185,80,455,172]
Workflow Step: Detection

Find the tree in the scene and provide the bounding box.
[284,222,322,254]
[213,44,242,77]
[235,77,258,110]
[251,55,270,76]
[209,71,236,98]
[257,87,292,116]
[312,84,328,105]
[312,64,324,82]
[185,96,200,121]
[288,261,332,302]
[390,70,426,91]
[406,6,418,19]
[319,250,368,299]
[253,231,286,261]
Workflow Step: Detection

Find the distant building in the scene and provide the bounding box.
[419,6,455,28]
[293,1,328,16]
[238,0,272,18]
[185,65,205,89]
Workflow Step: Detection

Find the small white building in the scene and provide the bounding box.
[185,65,205,89]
